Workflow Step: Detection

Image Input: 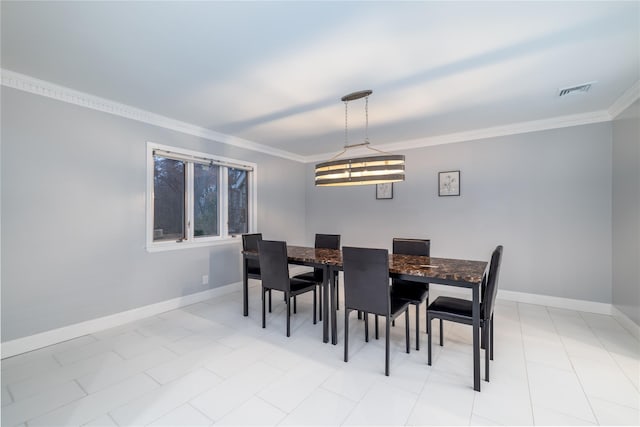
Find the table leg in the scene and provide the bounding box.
[243,257,249,317]
[331,268,338,345]
[472,285,480,392]
[322,265,329,343]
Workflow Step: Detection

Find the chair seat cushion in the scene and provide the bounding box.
[391,281,428,303]
[293,271,321,283]
[428,296,472,318]
[289,278,317,293]
[390,296,411,316]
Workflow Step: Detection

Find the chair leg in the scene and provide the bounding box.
[425,295,429,334]
[268,289,272,313]
[364,313,369,342]
[262,287,266,329]
[344,309,349,362]
[427,315,432,366]
[286,294,291,337]
[293,295,297,314]
[385,316,390,376]
[484,323,490,382]
[357,310,362,320]
[415,303,420,351]
[335,278,339,310]
[439,319,444,346]
[405,308,410,354]
[318,284,322,321]
[490,315,494,360]
[313,288,317,324]
[375,315,379,340]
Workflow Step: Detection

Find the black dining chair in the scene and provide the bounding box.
[391,238,431,351]
[258,240,317,337]
[292,234,341,320]
[342,246,410,376]
[427,245,503,382]
[242,233,273,311]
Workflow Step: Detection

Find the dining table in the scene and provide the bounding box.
[242,245,487,391]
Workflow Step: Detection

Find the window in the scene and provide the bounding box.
[228,167,248,235]
[147,142,256,251]
[153,156,186,241]
[193,163,219,237]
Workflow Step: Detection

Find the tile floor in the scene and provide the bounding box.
[2,282,639,426]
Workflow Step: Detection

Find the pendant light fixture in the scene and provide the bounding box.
[314,90,405,187]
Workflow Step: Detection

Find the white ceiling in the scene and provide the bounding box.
[2,1,639,159]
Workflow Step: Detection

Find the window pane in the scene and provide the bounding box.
[228,168,248,235]
[194,163,219,237]
[153,156,185,241]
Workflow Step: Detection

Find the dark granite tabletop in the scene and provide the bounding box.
[244,245,487,286]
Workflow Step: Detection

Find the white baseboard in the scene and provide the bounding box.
[497,289,613,315]
[429,285,613,315]
[612,306,640,341]
[1,282,241,359]
[2,281,626,359]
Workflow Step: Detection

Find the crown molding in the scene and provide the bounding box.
[306,80,640,163]
[4,68,633,165]
[304,110,612,163]
[608,80,640,119]
[0,69,306,163]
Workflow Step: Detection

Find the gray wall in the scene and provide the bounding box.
[0,84,625,342]
[612,100,640,325]
[1,87,307,341]
[306,123,613,303]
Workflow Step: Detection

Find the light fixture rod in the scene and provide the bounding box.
[344,100,348,147]
[365,95,369,143]
[344,142,371,149]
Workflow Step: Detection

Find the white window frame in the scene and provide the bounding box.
[146,142,257,252]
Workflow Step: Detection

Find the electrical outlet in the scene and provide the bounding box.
[202,275,209,285]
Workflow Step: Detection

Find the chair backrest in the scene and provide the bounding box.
[315,234,341,250]
[342,247,390,316]
[257,240,291,292]
[392,238,430,257]
[311,234,341,279]
[482,245,503,321]
[392,238,430,287]
[242,233,262,275]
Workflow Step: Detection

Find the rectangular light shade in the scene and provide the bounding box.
[315,155,405,186]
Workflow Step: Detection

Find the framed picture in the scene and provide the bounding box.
[439,170,460,196]
[376,183,393,199]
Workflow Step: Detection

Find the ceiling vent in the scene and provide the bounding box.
[558,82,595,97]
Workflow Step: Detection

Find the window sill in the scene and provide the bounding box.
[146,236,242,253]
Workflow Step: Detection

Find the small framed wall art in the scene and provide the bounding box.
[376,182,393,199]
[438,170,460,196]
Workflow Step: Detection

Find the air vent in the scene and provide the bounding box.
[558,82,595,97]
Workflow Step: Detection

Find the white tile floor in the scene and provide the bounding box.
[2,282,639,426]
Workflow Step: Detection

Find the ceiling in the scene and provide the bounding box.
[2,1,639,160]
